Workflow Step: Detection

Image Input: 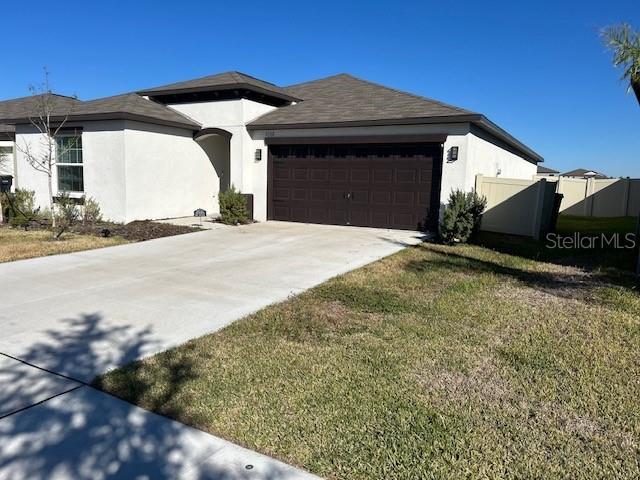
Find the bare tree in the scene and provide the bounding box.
[0,149,9,224]
[602,23,640,105]
[15,68,77,233]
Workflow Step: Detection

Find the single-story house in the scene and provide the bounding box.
[536,165,559,177]
[560,168,608,180]
[0,71,542,230]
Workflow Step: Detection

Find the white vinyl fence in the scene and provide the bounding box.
[475,175,557,239]
[556,177,640,217]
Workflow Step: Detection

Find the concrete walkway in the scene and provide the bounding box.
[0,221,422,479]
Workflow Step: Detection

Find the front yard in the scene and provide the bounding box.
[0,228,127,263]
[96,238,640,478]
[0,220,200,263]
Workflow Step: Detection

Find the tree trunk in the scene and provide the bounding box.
[633,80,640,106]
[48,172,56,233]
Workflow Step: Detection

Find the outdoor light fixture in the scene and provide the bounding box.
[254,148,262,162]
[449,146,459,162]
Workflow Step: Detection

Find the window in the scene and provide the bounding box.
[56,133,83,192]
[0,146,13,155]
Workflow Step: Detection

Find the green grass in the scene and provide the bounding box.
[477,214,639,271]
[96,240,640,479]
[556,215,637,235]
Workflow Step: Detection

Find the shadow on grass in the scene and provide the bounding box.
[406,244,638,300]
[474,231,638,278]
[0,313,299,479]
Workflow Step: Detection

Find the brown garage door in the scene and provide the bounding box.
[268,143,443,230]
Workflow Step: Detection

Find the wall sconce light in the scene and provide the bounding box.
[254,148,262,162]
[449,146,459,162]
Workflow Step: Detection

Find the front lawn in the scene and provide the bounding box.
[96,242,640,479]
[0,220,200,263]
[0,228,127,263]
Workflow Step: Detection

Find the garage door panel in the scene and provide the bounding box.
[330,169,349,182]
[394,191,416,206]
[274,188,290,201]
[269,143,441,231]
[310,169,330,181]
[350,169,370,183]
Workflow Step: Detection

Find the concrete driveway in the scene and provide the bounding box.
[0,221,421,479]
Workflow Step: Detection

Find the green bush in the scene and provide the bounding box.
[439,189,487,245]
[6,189,42,228]
[218,186,250,225]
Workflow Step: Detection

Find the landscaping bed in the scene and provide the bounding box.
[95,241,640,479]
[0,221,200,263]
[72,220,200,242]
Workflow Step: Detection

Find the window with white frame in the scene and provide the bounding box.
[56,131,83,192]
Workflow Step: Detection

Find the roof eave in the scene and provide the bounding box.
[138,83,301,103]
[472,115,543,164]
[248,114,543,164]
[7,112,201,132]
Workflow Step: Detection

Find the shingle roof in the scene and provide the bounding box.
[0,93,82,122]
[0,92,200,130]
[248,73,542,163]
[71,93,201,129]
[249,74,475,127]
[537,165,559,174]
[561,168,608,179]
[137,71,300,102]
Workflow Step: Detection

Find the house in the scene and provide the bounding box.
[0,71,543,230]
[536,165,559,177]
[561,168,608,180]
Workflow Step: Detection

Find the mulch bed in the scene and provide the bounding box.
[71,220,201,242]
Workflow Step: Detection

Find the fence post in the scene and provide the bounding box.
[623,177,631,217]
[556,176,565,213]
[584,178,595,217]
[532,178,546,240]
[475,174,483,193]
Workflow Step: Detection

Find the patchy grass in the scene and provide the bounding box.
[0,228,127,263]
[96,242,640,479]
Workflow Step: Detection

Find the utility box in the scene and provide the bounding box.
[0,175,12,193]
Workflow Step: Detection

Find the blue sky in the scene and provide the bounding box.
[2,1,638,176]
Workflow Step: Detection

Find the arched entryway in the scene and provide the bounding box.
[194,128,232,192]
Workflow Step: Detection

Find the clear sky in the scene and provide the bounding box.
[2,1,638,176]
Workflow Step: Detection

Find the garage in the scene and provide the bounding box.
[267,140,444,231]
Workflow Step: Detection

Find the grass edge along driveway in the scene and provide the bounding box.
[96,239,640,479]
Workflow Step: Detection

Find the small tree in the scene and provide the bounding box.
[15,68,77,236]
[602,23,640,105]
[439,189,487,245]
[0,150,9,224]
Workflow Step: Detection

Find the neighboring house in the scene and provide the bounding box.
[561,168,608,179]
[0,71,543,230]
[537,165,559,177]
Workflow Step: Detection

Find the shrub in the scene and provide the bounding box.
[82,196,103,225]
[439,189,487,245]
[7,189,42,228]
[218,186,250,225]
[53,193,80,239]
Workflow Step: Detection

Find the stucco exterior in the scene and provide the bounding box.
[6,78,539,228]
[246,123,536,222]
[13,120,217,223]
